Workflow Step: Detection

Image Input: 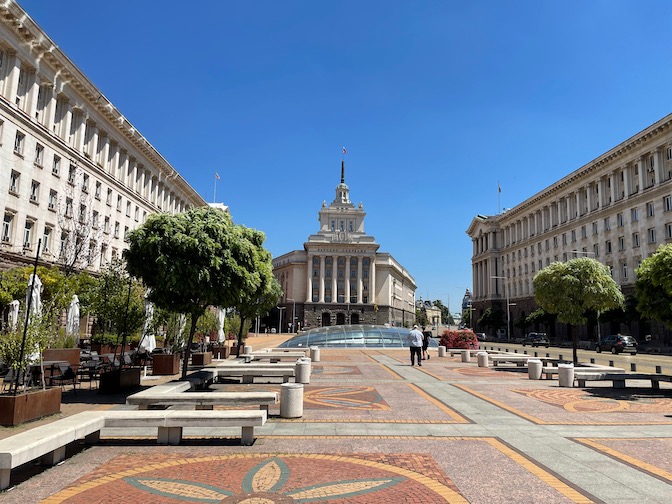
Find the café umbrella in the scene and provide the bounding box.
[66,295,80,344]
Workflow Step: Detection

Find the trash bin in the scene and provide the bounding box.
[295,357,311,384]
[280,383,304,418]
[528,359,543,380]
[477,351,489,368]
[558,363,574,387]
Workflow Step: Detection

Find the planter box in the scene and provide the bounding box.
[90,343,131,356]
[153,353,181,375]
[0,387,62,426]
[212,346,230,359]
[98,368,142,394]
[43,348,81,367]
[191,352,212,366]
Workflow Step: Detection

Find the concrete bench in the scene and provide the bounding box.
[575,372,672,389]
[127,390,279,412]
[214,365,296,384]
[489,355,534,367]
[102,409,266,445]
[542,364,625,380]
[242,351,306,363]
[0,411,106,490]
[448,349,482,357]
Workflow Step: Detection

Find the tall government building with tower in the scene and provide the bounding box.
[467,113,672,345]
[273,161,416,331]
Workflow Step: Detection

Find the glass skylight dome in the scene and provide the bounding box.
[277,325,440,348]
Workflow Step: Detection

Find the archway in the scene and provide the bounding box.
[350,313,360,324]
[321,312,331,327]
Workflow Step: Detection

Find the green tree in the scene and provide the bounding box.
[432,299,454,326]
[635,243,672,328]
[533,258,624,363]
[124,206,267,378]
[477,307,503,333]
[415,308,428,327]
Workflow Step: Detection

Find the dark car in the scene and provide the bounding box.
[522,333,549,347]
[595,335,638,355]
[475,332,486,341]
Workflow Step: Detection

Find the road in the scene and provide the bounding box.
[479,341,672,374]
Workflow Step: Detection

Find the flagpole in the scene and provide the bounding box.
[498,181,501,215]
[213,177,217,203]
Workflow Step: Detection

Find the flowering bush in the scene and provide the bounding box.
[439,329,479,349]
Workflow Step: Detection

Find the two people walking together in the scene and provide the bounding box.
[407,324,431,366]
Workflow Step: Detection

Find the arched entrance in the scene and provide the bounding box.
[321,312,331,327]
[336,313,346,325]
[350,313,360,324]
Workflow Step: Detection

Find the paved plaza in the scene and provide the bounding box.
[1,336,671,503]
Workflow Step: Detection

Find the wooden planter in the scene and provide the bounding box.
[98,368,142,394]
[152,353,181,375]
[191,352,212,366]
[212,346,230,359]
[43,348,81,367]
[0,387,62,426]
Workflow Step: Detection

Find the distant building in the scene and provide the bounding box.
[467,113,672,344]
[415,299,442,328]
[273,160,416,330]
[0,1,206,273]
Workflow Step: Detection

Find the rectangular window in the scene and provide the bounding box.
[592,221,598,235]
[68,165,76,184]
[646,201,655,217]
[104,216,110,234]
[117,195,122,211]
[23,221,33,248]
[106,188,113,205]
[30,180,39,202]
[43,227,52,252]
[633,232,640,247]
[648,228,657,243]
[665,195,672,212]
[2,213,13,242]
[95,181,101,199]
[114,221,119,238]
[622,262,628,280]
[604,217,611,231]
[617,213,624,227]
[14,131,25,155]
[79,203,86,223]
[48,189,57,210]
[9,170,19,194]
[666,224,672,240]
[34,144,44,166]
[65,197,73,218]
[126,201,131,217]
[52,155,61,176]
[631,207,639,222]
[82,174,89,193]
[593,244,600,257]
[553,236,558,248]
[606,240,612,254]
[571,230,576,242]
[134,206,139,221]
[618,236,625,251]
[581,226,587,238]
[92,210,99,229]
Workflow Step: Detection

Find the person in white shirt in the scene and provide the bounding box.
[407,325,424,366]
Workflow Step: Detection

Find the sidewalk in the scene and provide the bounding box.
[2,342,671,503]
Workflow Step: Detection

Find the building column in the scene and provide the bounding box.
[99,135,110,170]
[4,51,20,106]
[654,148,664,187]
[25,70,39,119]
[357,257,363,303]
[61,100,72,143]
[369,256,376,304]
[89,123,99,161]
[331,255,337,303]
[319,256,325,303]
[345,255,351,304]
[610,171,617,203]
[306,255,313,303]
[637,157,646,192]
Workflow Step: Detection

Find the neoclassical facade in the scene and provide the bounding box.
[273,162,416,330]
[0,1,205,273]
[467,113,672,344]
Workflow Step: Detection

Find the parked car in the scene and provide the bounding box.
[475,333,486,341]
[595,335,638,355]
[522,333,549,347]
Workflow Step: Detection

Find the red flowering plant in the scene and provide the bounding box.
[439,329,479,349]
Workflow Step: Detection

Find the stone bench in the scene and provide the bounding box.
[574,372,672,389]
[184,369,217,389]
[0,410,105,490]
[102,409,266,445]
[448,349,482,357]
[542,364,625,380]
[489,355,534,367]
[241,351,306,363]
[127,390,279,412]
[213,365,296,384]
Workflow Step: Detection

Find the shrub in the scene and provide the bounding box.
[439,329,479,349]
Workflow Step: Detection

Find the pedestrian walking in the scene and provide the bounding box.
[422,330,431,361]
[407,324,424,366]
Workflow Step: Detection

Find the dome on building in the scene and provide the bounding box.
[278,325,439,348]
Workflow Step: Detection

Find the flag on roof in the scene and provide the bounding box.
[215,172,220,180]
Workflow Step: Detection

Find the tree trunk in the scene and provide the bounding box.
[181,314,199,379]
[236,316,246,357]
[570,324,578,364]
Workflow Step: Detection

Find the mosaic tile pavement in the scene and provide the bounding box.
[2,341,672,503]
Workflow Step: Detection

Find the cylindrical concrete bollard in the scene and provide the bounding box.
[243,345,252,355]
[477,351,489,368]
[557,363,575,387]
[528,359,543,380]
[461,350,471,363]
[295,357,311,384]
[438,346,446,357]
[280,383,304,418]
[309,346,320,362]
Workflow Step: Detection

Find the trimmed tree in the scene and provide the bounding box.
[124,206,265,378]
[533,258,624,363]
[635,243,672,329]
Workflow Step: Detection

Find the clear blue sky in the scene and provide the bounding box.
[18,0,672,314]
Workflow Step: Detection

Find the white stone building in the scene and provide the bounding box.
[467,113,672,344]
[273,161,416,330]
[0,1,205,273]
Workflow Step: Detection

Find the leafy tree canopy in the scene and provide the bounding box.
[635,243,672,328]
[533,258,624,325]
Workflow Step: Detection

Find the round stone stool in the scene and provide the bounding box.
[461,350,471,363]
[528,359,543,380]
[280,383,304,418]
[438,346,446,357]
[309,346,320,362]
[243,345,252,355]
[477,351,489,368]
[558,363,575,387]
[295,357,311,384]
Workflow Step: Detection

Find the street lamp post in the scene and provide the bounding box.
[491,275,510,342]
[277,306,285,334]
[287,299,296,332]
